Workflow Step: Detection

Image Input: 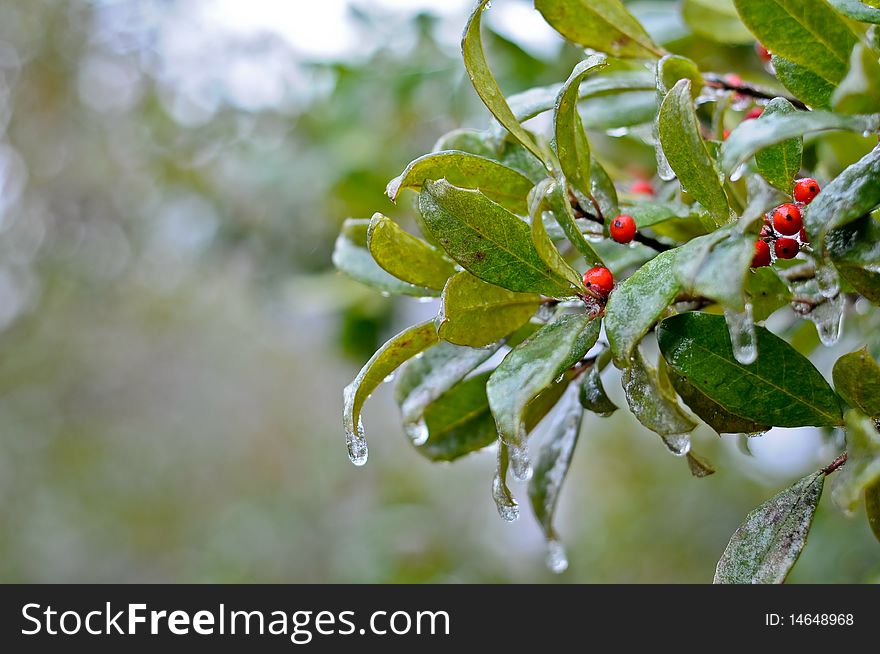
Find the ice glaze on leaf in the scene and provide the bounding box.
[386,151,535,215]
[367,213,456,291]
[580,364,618,417]
[535,0,665,59]
[827,0,880,23]
[605,248,681,366]
[488,313,600,450]
[658,312,843,427]
[529,180,586,290]
[554,56,608,200]
[439,272,542,347]
[772,56,835,110]
[418,179,575,297]
[659,79,730,226]
[732,0,857,84]
[832,410,880,512]
[826,215,880,303]
[714,470,824,584]
[832,348,880,417]
[333,218,438,297]
[747,267,792,322]
[675,229,754,312]
[754,98,803,193]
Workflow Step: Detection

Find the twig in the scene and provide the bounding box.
[568,190,673,253]
[703,74,809,111]
[822,452,848,476]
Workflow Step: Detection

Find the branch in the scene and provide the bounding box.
[568,191,673,253]
[703,74,809,111]
[822,452,848,476]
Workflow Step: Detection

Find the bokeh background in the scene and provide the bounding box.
[0,0,877,583]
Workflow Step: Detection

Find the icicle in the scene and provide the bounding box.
[492,443,519,522]
[662,432,692,457]
[814,261,840,299]
[509,443,533,482]
[653,120,675,181]
[404,418,429,447]
[808,293,845,346]
[343,383,369,466]
[546,539,569,574]
[724,303,758,365]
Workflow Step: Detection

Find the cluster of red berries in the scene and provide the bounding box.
[751,178,820,268]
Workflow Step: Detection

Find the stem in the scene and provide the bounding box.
[568,191,673,253]
[703,74,809,111]
[822,452,848,476]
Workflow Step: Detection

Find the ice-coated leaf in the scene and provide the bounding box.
[332,218,438,297]
[675,229,754,312]
[386,151,535,214]
[462,0,544,164]
[659,79,730,226]
[831,409,880,512]
[669,370,770,435]
[589,157,620,222]
[772,56,835,110]
[394,339,500,435]
[528,382,584,570]
[866,480,880,543]
[826,215,880,303]
[367,213,457,291]
[827,0,880,23]
[621,348,696,454]
[488,313,600,449]
[529,180,586,290]
[605,248,680,366]
[747,267,792,322]
[721,110,880,174]
[433,128,497,159]
[832,44,880,115]
[732,0,857,84]
[554,55,608,199]
[580,364,618,417]
[833,348,880,417]
[687,451,717,478]
[804,144,880,243]
[418,179,575,297]
[439,271,542,347]
[658,312,843,427]
[656,55,702,99]
[493,441,519,521]
[343,320,439,465]
[682,0,752,44]
[754,98,803,193]
[622,200,694,229]
[546,179,604,267]
[581,92,657,130]
[535,0,664,59]
[714,470,824,584]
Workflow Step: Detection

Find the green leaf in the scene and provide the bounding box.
[832,44,880,114]
[581,91,658,130]
[675,229,755,312]
[827,0,880,23]
[535,0,665,59]
[803,144,880,243]
[605,248,681,366]
[656,55,703,98]
[732,0,857,84]
[418,372,498,462]
[714,470,825,584]
[367,213,456,291]
[827,216,880,303]
[621,348,696,454]
[657,312,843,427]
[433,128,497,159]
[754,98,803,193]
[622,200,695,229]
[528,383,584,568]
[462,1,545,164]
[418,179,575,297]
[580,364,618,417]
[439,272,542,347]
[772,56,835,110]
[669,370,770,435]
[546,181,604,267]
[343,320,440,465]
[659,79,730,226]
[488,313,600,449]
[386,151,535,215]
[682,0,753,44]
[831,410,880,511]
[866,479,880,543]
[747,267,793,322]
[832,348,880,417]
[333,218,438,297]
[589,158,620,221]
[554,56,608,199]
[529,180,586,290]
[394,340,499,436]
[721,110,880,174]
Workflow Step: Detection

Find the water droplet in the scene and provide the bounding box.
[509,444,533,481]
[724,304,758,365]
[404,418,429,447]
[346,416,369,467]
[383,372,396,384]
[416,295,435,304]
[545,539,569,574]
[379,291,392,298]
[729,164,746,182]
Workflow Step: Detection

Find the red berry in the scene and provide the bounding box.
[723,129,731,140]
[799,227,810,245]
[774,238,800,260]
[772,203,803,236]
[630,180,654,195]
[582,266,614,298]
[610,214,637,244]
[744,107,763,121]
[793,178,820,205]
[756,43,772,63]
[752,239,771,268]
